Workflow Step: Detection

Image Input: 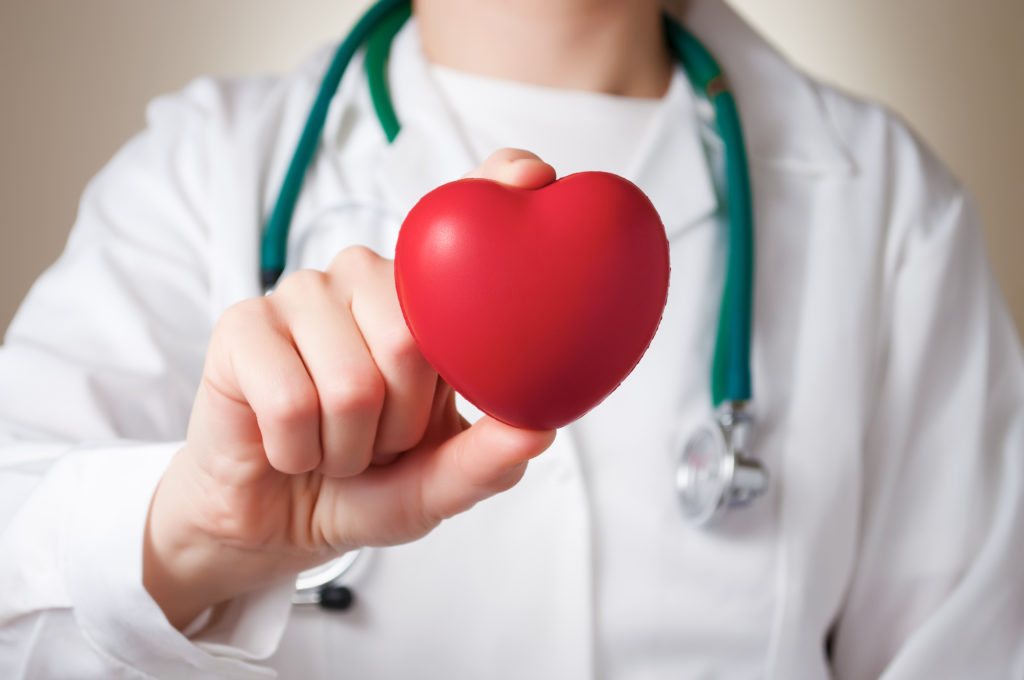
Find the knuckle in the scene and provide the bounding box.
[452,438,526,496]
[320,367,385,419]
[380,423,424,457]
[218,297,272,334]
[341,446,375,478]
[406,477,442,535]
[491,462,529,493]
[376,326,422,372]
[329,245,381,278]
[319,435,374,479]
[272,268,327,299]
[265,383,319,429]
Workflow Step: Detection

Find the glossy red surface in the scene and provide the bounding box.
[395,172,670,430]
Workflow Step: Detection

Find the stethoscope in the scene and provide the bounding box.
[261,0,768,611]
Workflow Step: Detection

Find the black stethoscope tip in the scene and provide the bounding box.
[318,584,355,611]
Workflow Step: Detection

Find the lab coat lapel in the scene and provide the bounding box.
[371,23,597,677]
[669,3,863,674]
[629,68,720,240]
[373,20,479,218]
[676,0,855,176]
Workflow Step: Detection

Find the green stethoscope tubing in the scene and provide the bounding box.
[260,0,411,290]
[260,0,753,408]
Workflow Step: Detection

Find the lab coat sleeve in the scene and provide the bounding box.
[830,187,1024,678]
[0,79,292,678]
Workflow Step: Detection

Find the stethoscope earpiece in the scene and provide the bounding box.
[292,550,363,611]
[317,584,355,611]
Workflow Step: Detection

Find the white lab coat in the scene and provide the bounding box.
[1,1,1022,678]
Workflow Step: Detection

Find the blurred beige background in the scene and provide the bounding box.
[1,0,1021,336]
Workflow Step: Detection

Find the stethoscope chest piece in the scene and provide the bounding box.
[676,402,767,526]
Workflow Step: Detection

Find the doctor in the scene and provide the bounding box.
[1,0,1022,678]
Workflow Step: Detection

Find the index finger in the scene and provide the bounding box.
[463,148,557,189]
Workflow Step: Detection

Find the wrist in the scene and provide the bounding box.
[143,460,230,629]
[142,447,326,630]
[142,449,268,630]
[142,517,222,630]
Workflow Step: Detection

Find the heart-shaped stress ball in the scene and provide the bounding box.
[395,171,670,430]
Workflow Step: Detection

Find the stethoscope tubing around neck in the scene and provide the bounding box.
[663,20,753,407]
[260,0,410,291]
[259,0,753,408]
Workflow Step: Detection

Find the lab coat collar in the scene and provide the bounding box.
[375,3,858,239]
[374,22,478,218]
[375,20,719,239]
[676,0,856,175]
[627,68,720,238]
[378,29,598,677]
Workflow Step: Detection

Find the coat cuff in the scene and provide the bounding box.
[63,443,293,679]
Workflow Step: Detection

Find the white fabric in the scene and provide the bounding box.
[437,60,773,676]
[1,1,1022,679]
[428,62,663,176]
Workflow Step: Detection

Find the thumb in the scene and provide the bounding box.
[320,400,555,550]
[463,148,557,189]
[416,415,556,524]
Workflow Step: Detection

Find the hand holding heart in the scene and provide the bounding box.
[144,149,562,629]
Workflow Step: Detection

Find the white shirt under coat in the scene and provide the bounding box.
[1,1,1022,678]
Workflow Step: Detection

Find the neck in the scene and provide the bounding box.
[413,0,673,98]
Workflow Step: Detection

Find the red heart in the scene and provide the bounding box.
[395,171,670,430]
